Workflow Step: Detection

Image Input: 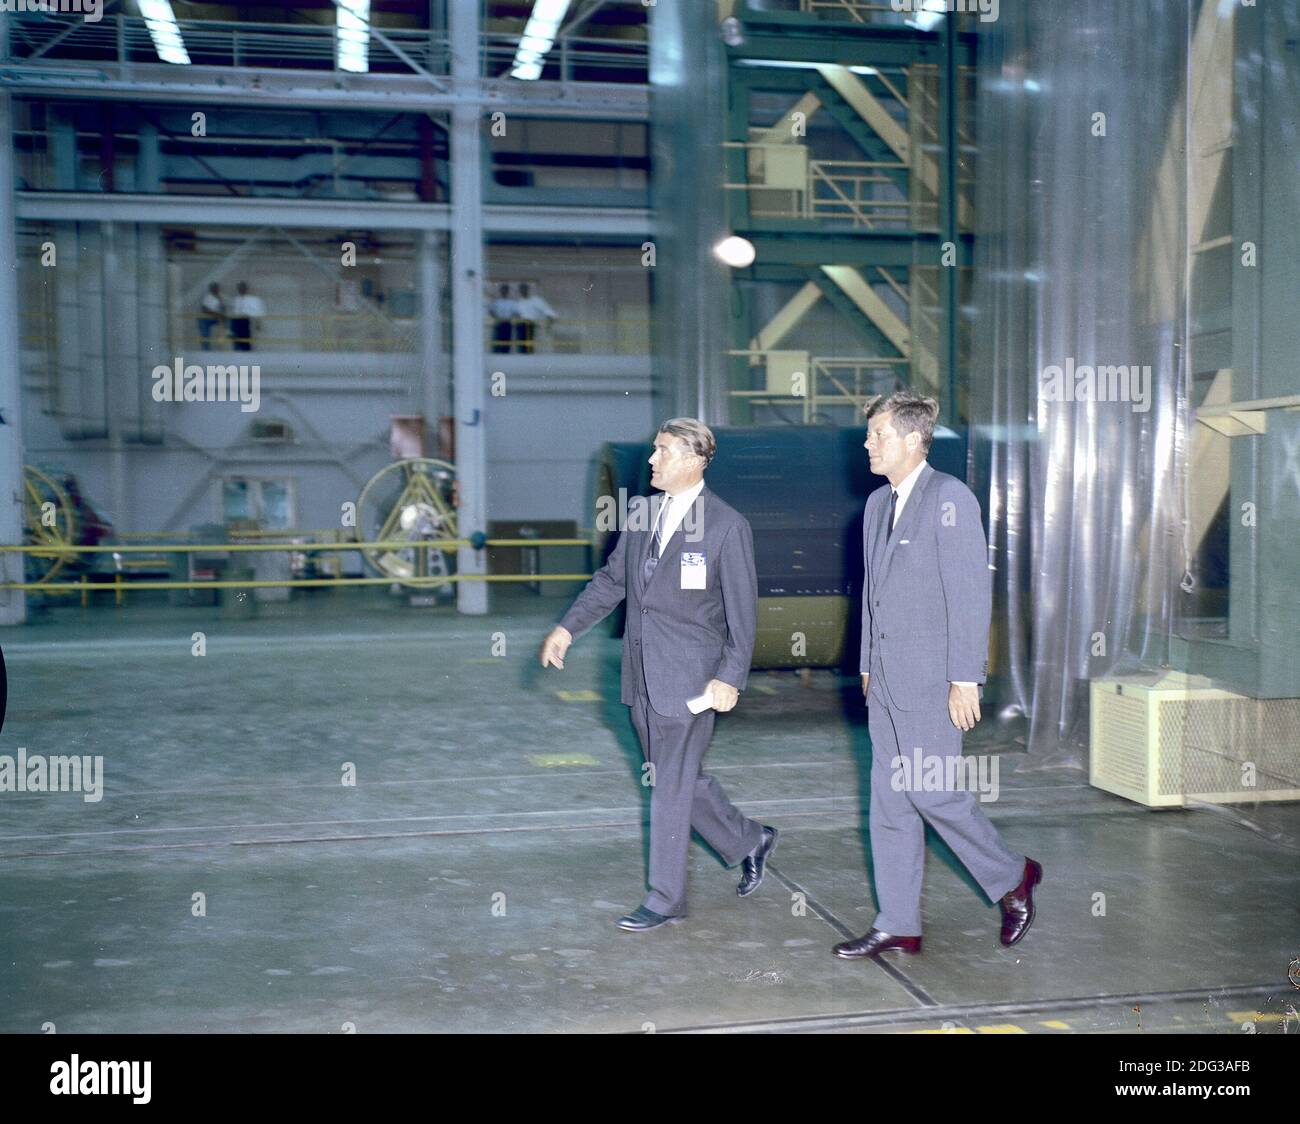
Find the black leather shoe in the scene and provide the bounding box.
[999,857,1043,946]
[615,906,684,931]
[736,825,778,897]
[832,928,922,959]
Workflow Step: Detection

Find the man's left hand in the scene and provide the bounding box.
[948,682,981,731]
[707,679,740,712]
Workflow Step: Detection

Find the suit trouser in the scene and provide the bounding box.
[867,680,1024,936]
[629,691,764,916]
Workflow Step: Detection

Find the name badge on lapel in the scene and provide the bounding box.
[680,551,706,590]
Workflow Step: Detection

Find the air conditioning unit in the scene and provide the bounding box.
[1090,671,1300,807]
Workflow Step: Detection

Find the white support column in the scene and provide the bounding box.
[419,228,447,437]
[449,1,487,614]
[101,220,129,532]
[0,93,26,625]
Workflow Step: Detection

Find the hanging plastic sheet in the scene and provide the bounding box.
[968,0,1195,764]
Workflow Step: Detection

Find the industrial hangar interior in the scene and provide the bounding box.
[0,0,1297,1042]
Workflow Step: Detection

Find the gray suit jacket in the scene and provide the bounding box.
[559,484,758,718]
[860,461,991,711]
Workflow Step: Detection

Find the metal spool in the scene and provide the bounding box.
[22,466,77,586]
[354,458,458,592]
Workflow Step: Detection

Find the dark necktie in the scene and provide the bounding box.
[886,489,898,540]
[643,495,671,584]
[653,495,672,558]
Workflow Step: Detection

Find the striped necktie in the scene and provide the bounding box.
[653,495,672,558]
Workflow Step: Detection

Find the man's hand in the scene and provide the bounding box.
[861,673,870,701]
[707,679,740,712]
[539,625,573,669]
[948,682,981,731]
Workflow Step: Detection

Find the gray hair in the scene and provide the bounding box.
[863,391,940,453]
[657,417,716,467]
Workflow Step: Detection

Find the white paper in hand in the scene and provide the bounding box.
[686,687,715,714]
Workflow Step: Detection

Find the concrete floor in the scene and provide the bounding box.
[1,589,1296,1034]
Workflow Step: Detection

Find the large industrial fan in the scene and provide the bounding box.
[22,465,77,585]
[353,458,458,597]
[19,464,117,587]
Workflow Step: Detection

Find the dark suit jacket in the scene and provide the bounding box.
[559,484,758,718]
[860,461,992,711]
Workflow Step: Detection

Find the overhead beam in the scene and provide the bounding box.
[817,62,972,228]
[15,192,652,235]
[749,280,821,352]
[815,65,909,159]
[744,228,970,266]
[820,264,909,354]
[754,91,822,145]
[0,65,648,118]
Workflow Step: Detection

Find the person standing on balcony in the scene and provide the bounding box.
[514,282,557,354]
[197,283,225,351]
[488,282,518,354]
[231,282,266,352]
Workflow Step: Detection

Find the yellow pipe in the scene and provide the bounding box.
[0,539,591,553]
[2,574,595,591]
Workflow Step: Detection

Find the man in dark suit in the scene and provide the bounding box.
[834,392,1042,960]
[540,418,777,931]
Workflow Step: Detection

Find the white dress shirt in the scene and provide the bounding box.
[883,459,975,688]
[653,478,704,554]
[516,293,557,322]
[233,293,265,318]
[889,457,927,526]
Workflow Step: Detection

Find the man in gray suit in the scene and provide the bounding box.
[834,392,1042,960]
[540,418,776,931]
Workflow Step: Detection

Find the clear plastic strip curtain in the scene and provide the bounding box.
[969,0,1193,763]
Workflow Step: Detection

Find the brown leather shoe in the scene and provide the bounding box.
[999,858,1043,946]
[833,928,922,959]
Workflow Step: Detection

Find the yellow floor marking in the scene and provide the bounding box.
[528,753,601,768]
[556,690,601,702]
[1229,1011,1285,1023]
[976,1024,1028,1033]
[1040,1020,1071,1030]
[911,1027,974,1034]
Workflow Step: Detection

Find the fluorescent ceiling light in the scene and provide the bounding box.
[136,0,190,66]
[336,0,371,74]
[906,1,949,32]
[734,60,878,76]
[510,0,573,81]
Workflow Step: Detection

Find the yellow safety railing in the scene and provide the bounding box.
[726,349,908,423]
[20,310,652,357]
[800,0,896,21]
[0,539,594,597]
[723,142,911,231]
